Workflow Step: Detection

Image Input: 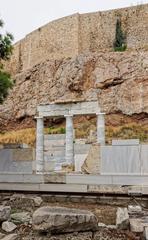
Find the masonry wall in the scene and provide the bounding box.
[5,4,148,75]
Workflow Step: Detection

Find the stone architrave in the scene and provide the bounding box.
[64,115,74,165]
[35,117,44,173]
[96,113,105,145]
[32,207,98,233]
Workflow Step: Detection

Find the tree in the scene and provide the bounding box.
[0,19,13,103]
[113,18,127,52]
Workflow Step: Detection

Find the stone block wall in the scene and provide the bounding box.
[5,4,148,76]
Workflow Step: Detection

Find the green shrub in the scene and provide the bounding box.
[113,18,127,52]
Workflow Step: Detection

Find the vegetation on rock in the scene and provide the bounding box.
[113,18,127,52]
[0,19,13,104]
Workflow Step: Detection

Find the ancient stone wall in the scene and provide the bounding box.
[4,4,148,75]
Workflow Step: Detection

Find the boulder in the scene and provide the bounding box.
[0,206,11,222]
[32,206,98,234]
[11,212,31,224]
[116,208,129,230]
[2,221,17,233]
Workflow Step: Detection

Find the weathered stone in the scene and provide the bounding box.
[116,208,129,230]
[1,51,148,131]
[130,219,143,233]
[2,221,17,233]
[32,206,98,233]
[0,206,11,222]
[144,226,148,240]
[11,212,31,224]
[32,197,43,207]
[0,233,5,239]
[1,234,17,240]
[81,144,100,174]
[98,222,106,227]
[128,205,142,213]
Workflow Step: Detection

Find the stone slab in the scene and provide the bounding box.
[112,139,139,145]
[38,101,99,117]
[12,149,33,161]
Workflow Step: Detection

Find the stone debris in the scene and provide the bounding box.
[11,212,31,224]
[31,197,43,207]
[81,144,100,174]
[144,226,148,240]
[2,222,17,233]
[128,205,142,213]
[130,218,143,233]
[98,222,106,227]
[0,233,5,239]
[116,207,129,230]
[32,206,98,233]
[0,234,17,240]
[0,206,11,222]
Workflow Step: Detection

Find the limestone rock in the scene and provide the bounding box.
[0,51,148,131]
[0,233,5,239]
[1,234,18,240]
[32,206,98,234]
[130,219,143,233]
[144,226,148,240]
[11,212,31,224]
[116,207,129,230]
[2,221,17,233]
[128,205,142,213]
[81,144,100,174]
[0,206,11,222]
[31,197,43,207]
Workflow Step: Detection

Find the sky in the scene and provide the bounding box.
[0,0,148,43]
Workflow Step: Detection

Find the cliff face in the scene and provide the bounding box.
[0,51,147,130]
[4,4,148,75]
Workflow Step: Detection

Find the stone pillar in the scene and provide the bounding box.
[65,115,74,165]
[96,113,105,145]
[35,116,44,173]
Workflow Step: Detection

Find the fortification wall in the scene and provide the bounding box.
[5,4,148,76]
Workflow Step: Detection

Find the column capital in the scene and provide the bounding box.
[34,116,44,120]
[96,112,105,116]
[64,114,73,117]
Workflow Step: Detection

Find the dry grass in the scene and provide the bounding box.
[106,123,148,144]
[0,122,147,146]
[0,128,36,147]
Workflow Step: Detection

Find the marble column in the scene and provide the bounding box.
[65,114,74,165]
[35,116,44,173]
[96,113,105,145]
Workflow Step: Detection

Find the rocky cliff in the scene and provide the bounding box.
[0,50,148,130]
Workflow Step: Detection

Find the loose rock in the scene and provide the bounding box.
[32,206,98,234]
[144,226,148,240]
[130,218,143,233]
[0,206,11,222]
[0,233,5,239]
[2,221,17,233]
[116,207,129,230]
[128,205,142,213]
[1,234,17,240]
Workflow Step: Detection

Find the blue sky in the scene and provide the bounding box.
[0,0,147,42]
